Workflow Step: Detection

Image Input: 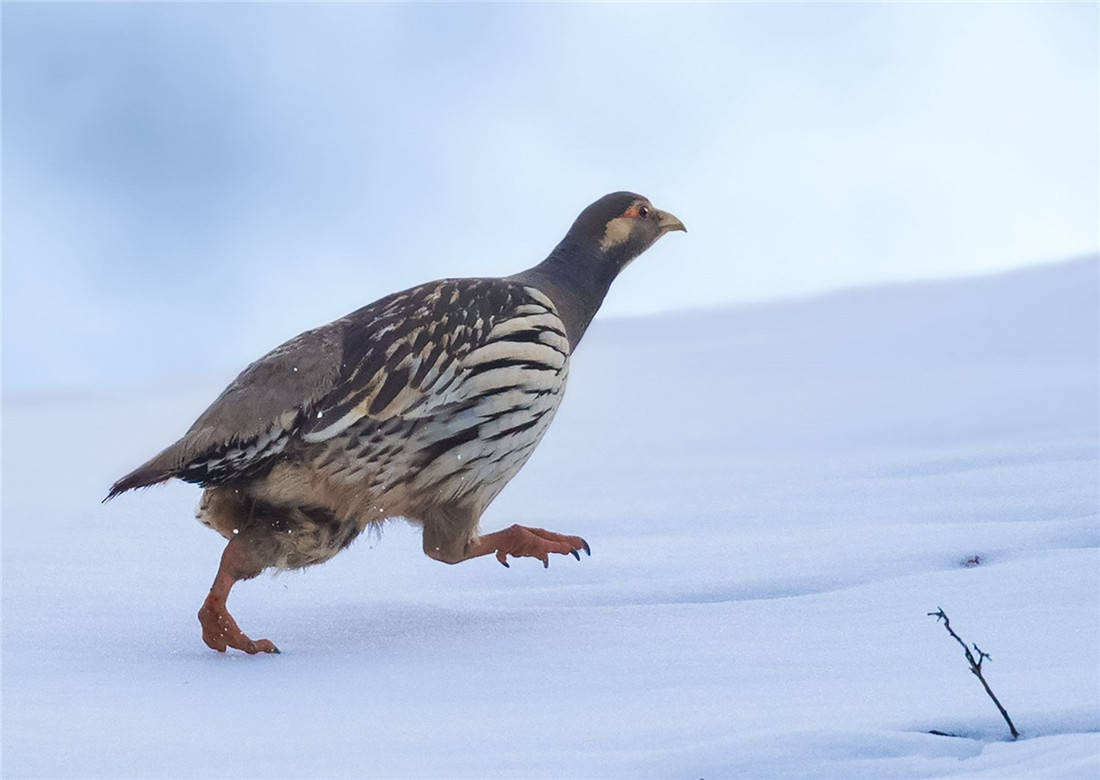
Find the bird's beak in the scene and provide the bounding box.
[656,209,687,234]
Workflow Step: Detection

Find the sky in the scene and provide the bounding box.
[3,2,1097,394]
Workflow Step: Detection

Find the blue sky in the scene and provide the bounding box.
[3,2,1097,393]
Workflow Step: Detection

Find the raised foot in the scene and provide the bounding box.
[198,594,279,655]
[495,524,590,568]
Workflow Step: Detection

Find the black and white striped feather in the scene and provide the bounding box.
[106,278,570,499]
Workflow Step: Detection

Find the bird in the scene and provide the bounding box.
[106,191,686,654]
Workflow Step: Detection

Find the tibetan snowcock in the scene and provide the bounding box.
[107,192,686,654]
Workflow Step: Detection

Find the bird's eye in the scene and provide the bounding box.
[638,205,650,218]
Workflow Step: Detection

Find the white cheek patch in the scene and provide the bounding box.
[600,216,633,251]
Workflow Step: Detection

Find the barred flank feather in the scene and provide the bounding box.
[105,280,570,516]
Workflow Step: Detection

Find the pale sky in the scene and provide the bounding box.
[3,2,1097,393]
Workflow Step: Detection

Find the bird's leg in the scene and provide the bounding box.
[466,524,590,568]
[197,536,279,655]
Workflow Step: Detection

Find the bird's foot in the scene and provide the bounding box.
[198,593,279,655]
[491,524,590,568]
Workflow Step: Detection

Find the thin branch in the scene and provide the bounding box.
[927,607,1020,740]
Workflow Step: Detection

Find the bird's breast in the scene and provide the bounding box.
[399,353,569,511]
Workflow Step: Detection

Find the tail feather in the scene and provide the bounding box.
[103,445,183,502]
[103,469,170,502]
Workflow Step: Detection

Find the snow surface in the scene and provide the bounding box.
[3,257,1098,778]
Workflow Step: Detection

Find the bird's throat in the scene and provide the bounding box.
[512,241,619,350]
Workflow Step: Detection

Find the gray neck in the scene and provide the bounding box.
[510,237,619,350]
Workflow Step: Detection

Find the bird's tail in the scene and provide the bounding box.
[103,444,182,502]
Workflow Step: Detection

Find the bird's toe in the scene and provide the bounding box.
[494,525,590,568]
[246,638,280,655]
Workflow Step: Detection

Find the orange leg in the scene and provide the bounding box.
[197,537,279,655]
[466,524,590,568]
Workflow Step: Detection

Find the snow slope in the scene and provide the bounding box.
[3,257,1097,778]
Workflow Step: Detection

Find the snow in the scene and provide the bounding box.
[3,257,1097,778]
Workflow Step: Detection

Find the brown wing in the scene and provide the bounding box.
[105,278,565,498]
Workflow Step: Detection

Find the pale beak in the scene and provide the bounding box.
[656,209,687,234]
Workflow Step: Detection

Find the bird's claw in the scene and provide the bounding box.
[199,597,280,656]
[245,639,280,655]
[492,525,589,569]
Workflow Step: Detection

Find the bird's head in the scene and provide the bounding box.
[562,191,686,273]
[520,191,686,347]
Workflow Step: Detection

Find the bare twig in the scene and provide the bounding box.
[927,607,1020,739]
